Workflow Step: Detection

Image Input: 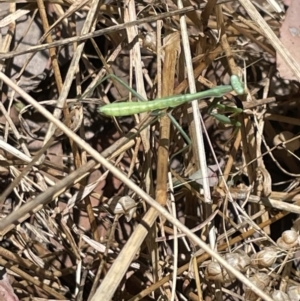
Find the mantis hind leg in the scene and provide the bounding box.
[149,111,191,160]
[167,113,192,160]
[80,73,147,102]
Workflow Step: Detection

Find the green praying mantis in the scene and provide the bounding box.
[97,74,244,117]
[80,73,245,152]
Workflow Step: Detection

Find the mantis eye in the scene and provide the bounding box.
[230,75,245,95]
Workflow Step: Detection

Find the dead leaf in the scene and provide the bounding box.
[277,0,300,80]
[0,273,19,301]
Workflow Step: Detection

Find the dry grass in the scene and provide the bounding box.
[0,0,299,300]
